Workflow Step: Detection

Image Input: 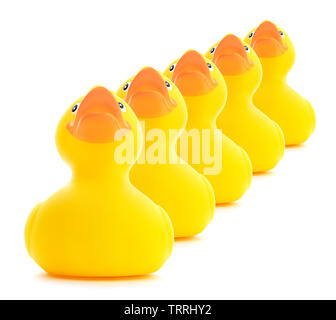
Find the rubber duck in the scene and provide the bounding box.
[24,86,174,277]
[205,34,285,173]
[244,21,316,146]
[116,67,215,238]
[164,50,252,203]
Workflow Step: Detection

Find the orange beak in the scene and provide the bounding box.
[251,21,288,58]
[171,50,217,96]
[125,67,177,119]
[212,34,254,76]
[67,87,131,143]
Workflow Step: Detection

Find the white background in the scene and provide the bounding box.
[0,0,335,300]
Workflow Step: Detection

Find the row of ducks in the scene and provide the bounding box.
[25,21,316,277]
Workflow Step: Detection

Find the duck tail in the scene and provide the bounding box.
[24,203,42,256]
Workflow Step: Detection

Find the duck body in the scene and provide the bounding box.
[131,162,214,237]
[25,87,173,277]
[253,72,315,146]
[206,35,285,172]
[25,179,172,277]
[244,21,316,146]
[164,51,252,203]
[217,103,285,173]
[117,67,215,238]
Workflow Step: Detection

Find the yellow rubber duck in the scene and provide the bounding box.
[205,34,285,173]
[24,86,174,277]
[117,67,215,238]
[164,50,252,204]
[244,21,316,146]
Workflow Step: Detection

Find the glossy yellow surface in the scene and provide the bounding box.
[205,36,285,172]
[164,53,252,204]
[25,87,174,277]
[117,68,215,238]
[244,22,316,146]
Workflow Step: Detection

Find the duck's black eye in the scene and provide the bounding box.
[118,102,126,112]
[207,63,214,71]
[72,103,80,113]
[165,81,172,90]
[279,31,284,38]
[210,47,216,54]
[169,64,175,72]
[244,45,250,53]
[249,32,254,39]
[123,82,130,91]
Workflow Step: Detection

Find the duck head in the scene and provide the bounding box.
[164,50,227,122]
[206,34,262,94]
[244,21,295,76]
[117,67,187,133]
[56,86,142,175]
